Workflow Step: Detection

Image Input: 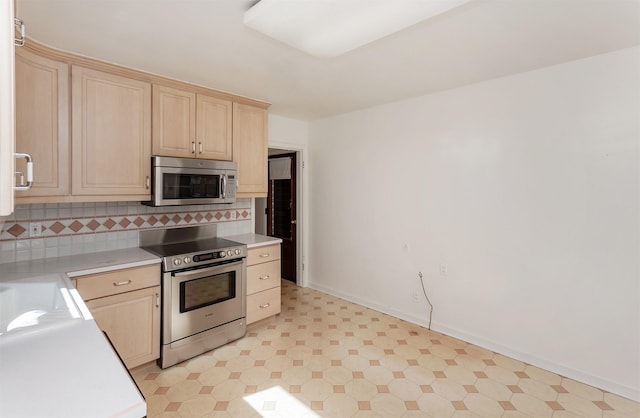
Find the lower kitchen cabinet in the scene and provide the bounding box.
[246,244,281,324]
[75,264,160,369]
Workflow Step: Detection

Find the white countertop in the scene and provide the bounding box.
[225,233,283,248]
[0,272,146,417]
[0,249,159,418]
[0,247,160,278]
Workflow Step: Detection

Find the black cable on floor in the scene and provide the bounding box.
[418,271,433,330]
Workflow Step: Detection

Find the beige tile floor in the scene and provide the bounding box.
[132,280,639,417]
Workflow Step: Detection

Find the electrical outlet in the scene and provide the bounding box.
[439,263,448,276]
[412,291,419,303]
[29,222,42,237]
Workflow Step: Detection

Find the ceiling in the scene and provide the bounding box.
[16,0,640,120]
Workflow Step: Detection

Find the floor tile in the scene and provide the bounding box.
[132,280,639,417]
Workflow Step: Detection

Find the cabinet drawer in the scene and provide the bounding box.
[246,287,281,324]
[247,260,280,295]
[247,244,280,266]
[75,264,160,301]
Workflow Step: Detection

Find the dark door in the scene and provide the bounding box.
[267,153,296,283]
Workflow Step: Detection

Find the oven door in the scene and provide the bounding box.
[164,259,245,344]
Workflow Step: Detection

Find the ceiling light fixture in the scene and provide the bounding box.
[244,0,472,58]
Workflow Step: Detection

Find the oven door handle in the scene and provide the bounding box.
[172,260,244,278]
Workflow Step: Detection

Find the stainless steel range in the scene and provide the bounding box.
[140,225,247,369]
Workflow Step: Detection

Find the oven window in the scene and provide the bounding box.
[163,173,221,199]
[180,271,236,313]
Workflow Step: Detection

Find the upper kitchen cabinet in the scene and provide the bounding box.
[153,84,232,161]
[0,1,16,215]
[15,48,69,200]
[9,39,269,202]
[233,103,268,198]
[71,65,151,197]
[152,85,194,158]
[197,94,232,160]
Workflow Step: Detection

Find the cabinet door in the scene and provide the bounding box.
[232,103,268,197]
[15,49,69,198]
[0,1,16,215]
[152,84,196,158]
[196,94,232,160]
[71,65,151,197]
[86,286,160,369]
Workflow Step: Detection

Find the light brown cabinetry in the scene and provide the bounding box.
[14,40,270,201]
[233,103,268,198]
[153,84,232,160]
[15,48,69,200]
[246,244,281,324]
[0,0,16,215]
[71,65,151,197]
[75,264,160,369]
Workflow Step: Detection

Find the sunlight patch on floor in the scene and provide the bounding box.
[244,385,321,418]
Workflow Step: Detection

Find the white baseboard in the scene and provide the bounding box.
[307,280,640,402]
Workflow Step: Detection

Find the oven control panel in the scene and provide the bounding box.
[164,245,246,271]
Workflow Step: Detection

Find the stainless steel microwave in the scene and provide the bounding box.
[143,156,237,206]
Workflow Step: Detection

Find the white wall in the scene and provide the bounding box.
[308,47,640,400]
[269,114,309,146]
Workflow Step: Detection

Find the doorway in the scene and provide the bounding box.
[256,151,298,283]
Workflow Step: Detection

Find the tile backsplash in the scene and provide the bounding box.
[0,199,252,264]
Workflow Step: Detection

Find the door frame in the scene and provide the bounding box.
[253,141,307,288]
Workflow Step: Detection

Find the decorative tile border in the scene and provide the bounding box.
[1,209,250,241]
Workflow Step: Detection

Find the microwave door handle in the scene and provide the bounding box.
[221,174,227,199]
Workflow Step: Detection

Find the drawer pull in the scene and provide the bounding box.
[156,293,160,308]
[113,280,132,286]
[259,275,270,280]
[259,303,270,309]
[259,253,270,258]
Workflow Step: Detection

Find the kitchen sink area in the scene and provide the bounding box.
[0,256,151,417]
[0,273,85,336]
